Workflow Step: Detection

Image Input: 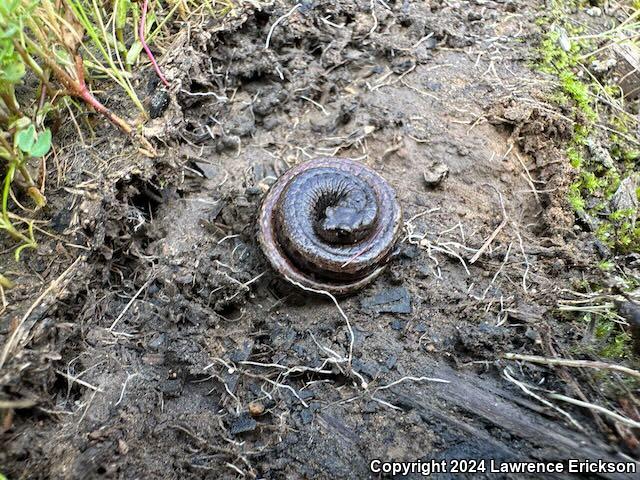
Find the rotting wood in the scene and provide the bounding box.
[387,363,638,480]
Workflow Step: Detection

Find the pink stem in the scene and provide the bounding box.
[140,0,169,87]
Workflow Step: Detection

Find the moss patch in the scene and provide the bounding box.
[539,0,638,358]
[537,1,640,253]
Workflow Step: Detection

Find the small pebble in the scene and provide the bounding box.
[423,162,449,187]
[248,401,265,417]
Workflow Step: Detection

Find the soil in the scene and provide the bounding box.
[2,1,639,479]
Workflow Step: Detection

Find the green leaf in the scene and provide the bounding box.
[126,41,143,66]
[115,0,130,30]
[0,60,25,83]
[0,25,18,39]
[29,129,52,157]
[16,124,35,153]
[9,116,31,131]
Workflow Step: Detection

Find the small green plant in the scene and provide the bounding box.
[567,146,583,168]
[558,70,597,123]
[607,208,640,251]
[0,0,238,289]
[16,124,52,160]
[0,123,51,254]
[0,0,142,288]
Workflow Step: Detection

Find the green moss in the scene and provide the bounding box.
[567,146,583,168]
[583,312,633,360]
[612,211,640,251]
[602,84,622,98]
[623,150,639,162]
[600,331,632,359]
[610,114,632,134]
[597,259,614,271]
[539,31,576,74]
[571,162,635,253]
[572,124,590,146]
[537,1,640,254]
[594,208,640,252]
[537,20,600,218]
[568,183,586,211]
[537,20,592,119]
[580,171,600,193]
[602,169,621,197]
[559,71,597,122]
[596,221,612,243]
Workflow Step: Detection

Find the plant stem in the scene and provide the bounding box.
[140,0,169,87]
[0,91,20,115]
[17,165,46,207]
[71,55,134,134]
[12,41,57,97]
[0,134,13,161]
[22,33,134,135]
[1,163,33,245]
[67,0,145,113]
[0,107,9,124]
[0,135,36,242]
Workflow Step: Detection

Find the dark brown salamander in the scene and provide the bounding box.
[258,157,403,295]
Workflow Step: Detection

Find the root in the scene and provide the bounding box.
[504,353,640,381]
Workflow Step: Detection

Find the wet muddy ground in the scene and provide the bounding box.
[2,1,639,479]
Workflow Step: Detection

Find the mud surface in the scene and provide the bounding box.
[2,1,639,479]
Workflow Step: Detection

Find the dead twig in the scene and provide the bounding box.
[514,151,543,206]
[0,398,37,409]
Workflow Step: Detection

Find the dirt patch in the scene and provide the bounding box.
[2,1,638,479]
